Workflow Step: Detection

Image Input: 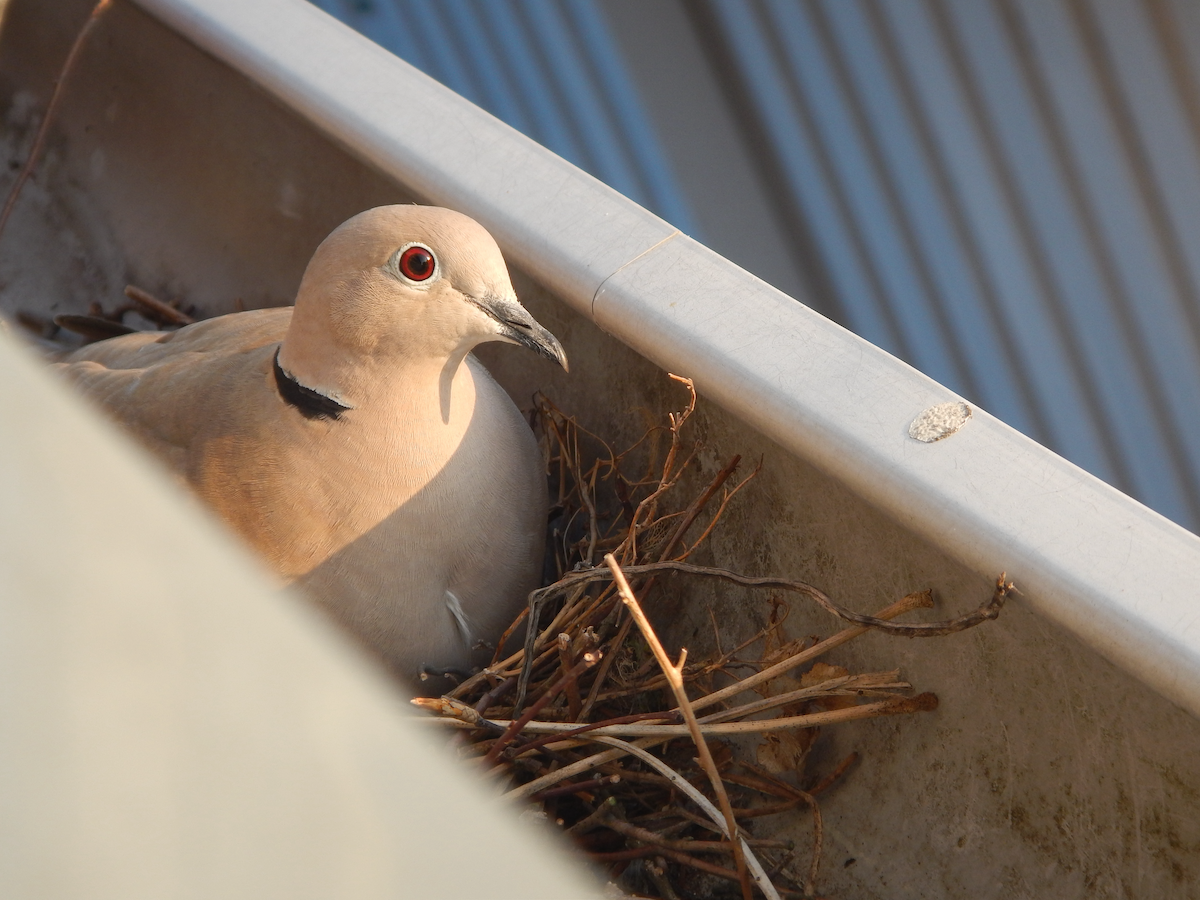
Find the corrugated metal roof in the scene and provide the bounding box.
[309,0,699,237]
[310,0,1200,532]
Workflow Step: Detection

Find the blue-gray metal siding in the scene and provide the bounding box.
[309,0,698,236]
[311,0,1200,532]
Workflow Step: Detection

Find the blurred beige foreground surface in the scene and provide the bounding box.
[0,328,602,899]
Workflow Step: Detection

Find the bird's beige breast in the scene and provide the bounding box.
[193,357,531,584]
[291,357,546,679]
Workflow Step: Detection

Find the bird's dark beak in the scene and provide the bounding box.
[470,295,569,372]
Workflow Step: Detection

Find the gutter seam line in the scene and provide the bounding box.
[590,230,681,320]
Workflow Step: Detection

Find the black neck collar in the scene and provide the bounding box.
[273,348,351,421]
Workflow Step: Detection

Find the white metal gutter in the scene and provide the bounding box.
[132,0,1200,717]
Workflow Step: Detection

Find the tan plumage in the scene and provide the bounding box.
[54,205,567,690]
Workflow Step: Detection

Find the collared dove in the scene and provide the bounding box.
[54,205,567,690]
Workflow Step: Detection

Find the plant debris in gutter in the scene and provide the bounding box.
[415,376,1011,900]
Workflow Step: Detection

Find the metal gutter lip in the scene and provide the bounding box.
[594,237,1200,717]
[131,0,1200,718]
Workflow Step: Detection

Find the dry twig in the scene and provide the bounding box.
[607,552,754,900]
[124,285,195,326]
[0,0,114,243]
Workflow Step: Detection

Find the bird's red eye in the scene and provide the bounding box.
[398,245,436,281]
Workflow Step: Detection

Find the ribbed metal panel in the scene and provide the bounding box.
[687,0,1200,530]
[308,0,699,237]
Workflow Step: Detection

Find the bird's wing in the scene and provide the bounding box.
[61,307,291,368]
[53,307,293,468]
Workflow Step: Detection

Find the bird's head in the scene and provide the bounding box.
[280,205,567,404]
